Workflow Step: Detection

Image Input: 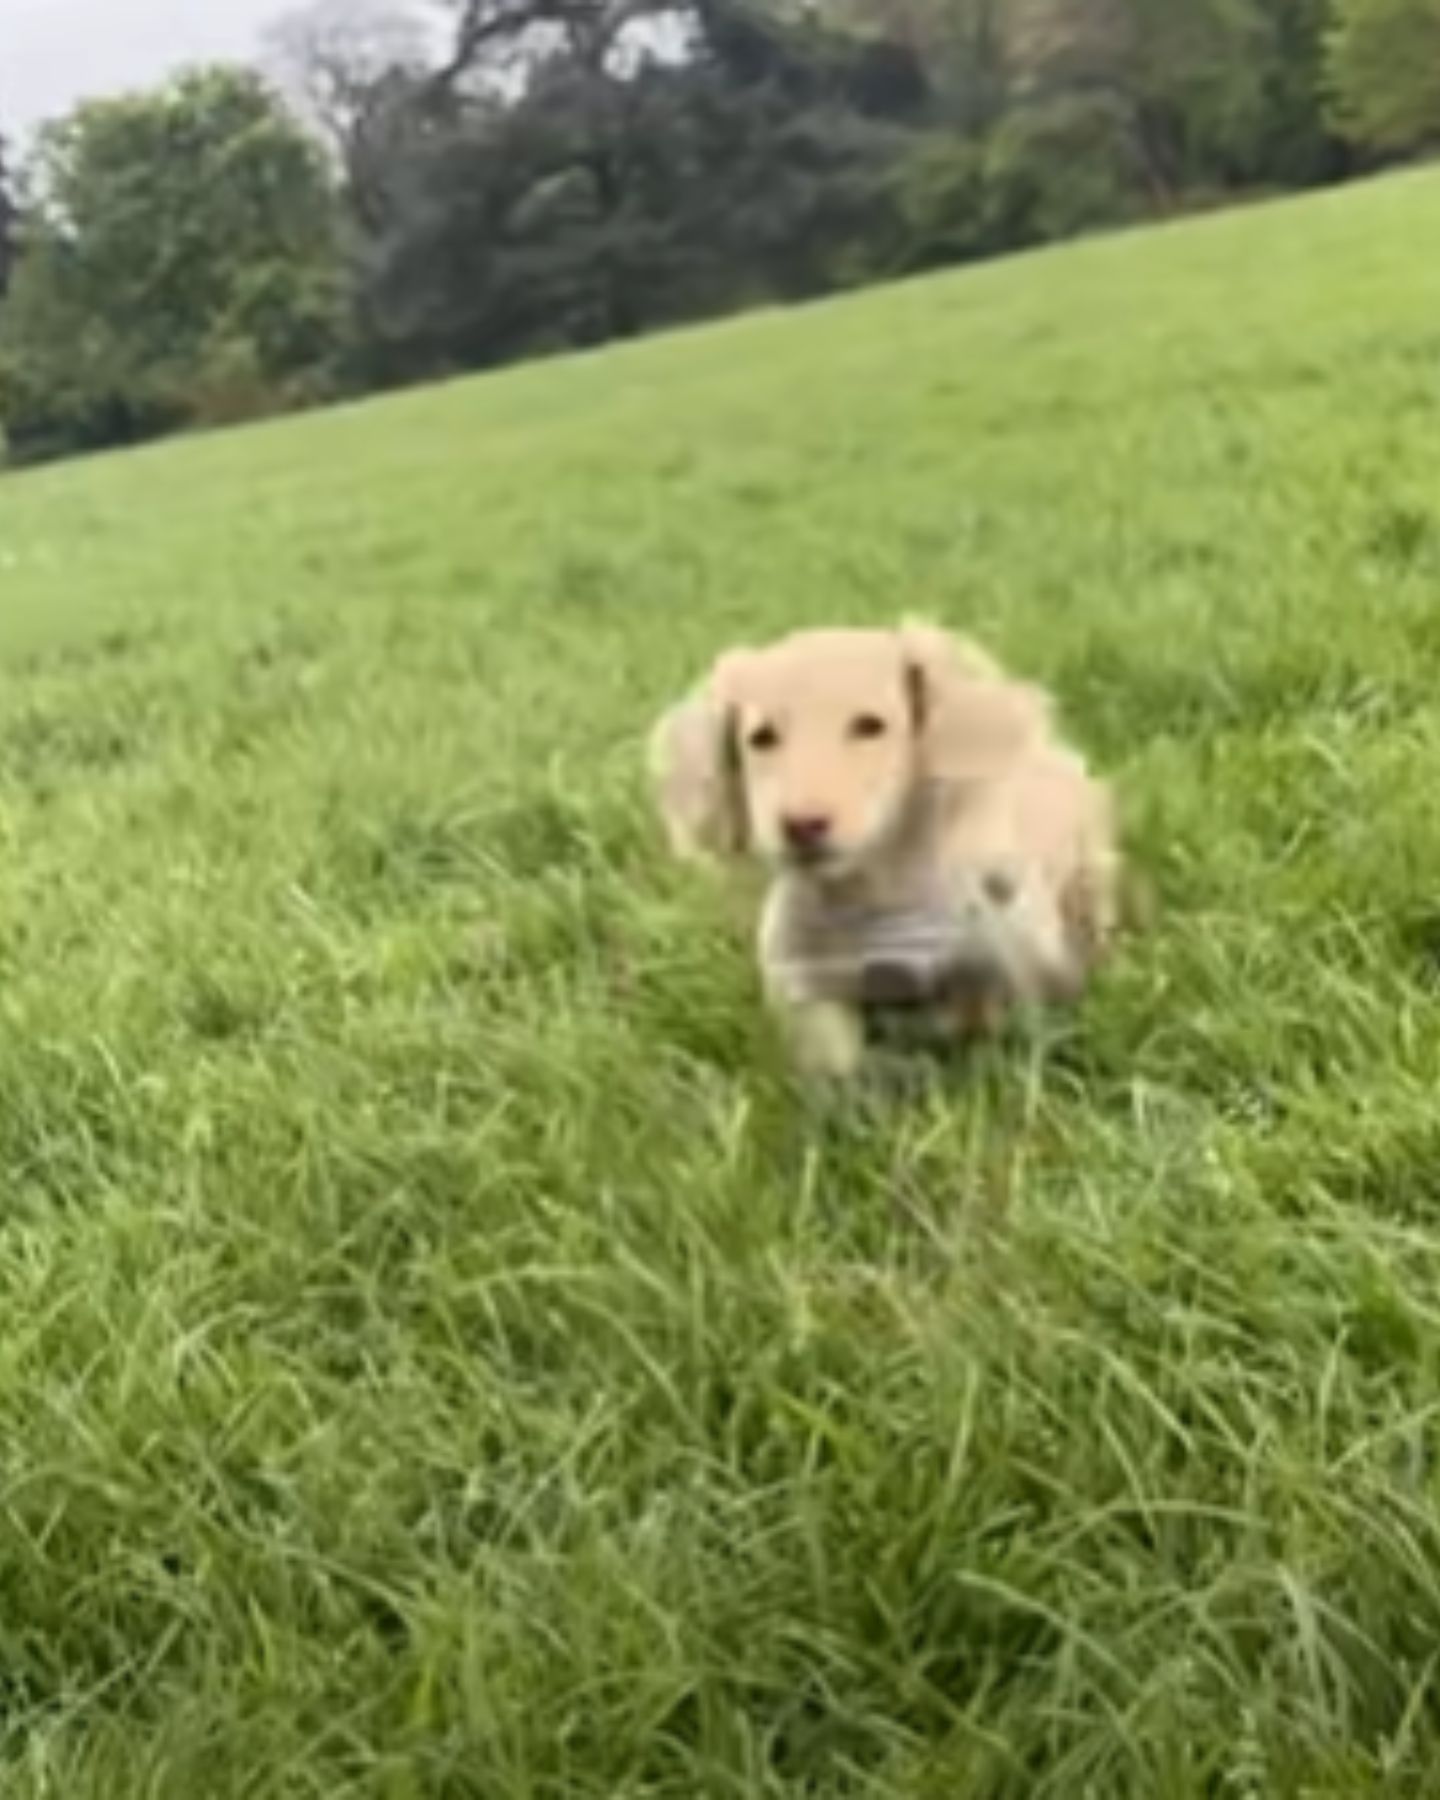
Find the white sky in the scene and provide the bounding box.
[0,0,285,139]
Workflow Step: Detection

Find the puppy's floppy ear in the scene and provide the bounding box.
[648,653,751,860]
[900,618,1006,705]
[899,618,1051,779]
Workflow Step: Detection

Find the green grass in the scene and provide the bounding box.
[1,169,1440,1797]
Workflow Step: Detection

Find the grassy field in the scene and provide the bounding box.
[2,168,1440,1796]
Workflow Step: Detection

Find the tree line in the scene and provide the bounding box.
[0,0,1436,465]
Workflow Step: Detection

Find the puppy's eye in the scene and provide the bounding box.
[747,722,781,753]
[983,870,1017,907]
[850,714,888,741]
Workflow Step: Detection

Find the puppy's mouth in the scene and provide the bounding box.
[784,842,836,870]
[779,840,854,877]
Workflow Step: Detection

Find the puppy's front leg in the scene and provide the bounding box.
[760,886,867,1079]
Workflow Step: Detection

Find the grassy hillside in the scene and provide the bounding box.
[2,169,1440,1796]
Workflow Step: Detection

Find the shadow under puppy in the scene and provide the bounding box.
[650,622,1119,1078]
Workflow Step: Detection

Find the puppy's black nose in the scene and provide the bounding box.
[783,814,833,856]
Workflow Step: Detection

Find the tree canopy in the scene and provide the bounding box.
[0,68,341,462]
[1325,0,1440,152]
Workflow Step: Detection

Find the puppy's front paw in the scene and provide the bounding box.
[788,1001,866,1081]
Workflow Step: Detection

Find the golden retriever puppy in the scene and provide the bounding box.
[650,622,1118,1076]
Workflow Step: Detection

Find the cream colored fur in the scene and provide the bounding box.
[649,621,1119,1076]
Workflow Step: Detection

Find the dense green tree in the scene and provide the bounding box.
[1251,0,1347,184]
[1006,0,1281,198]
[0,132,16,301]
[877,0,1341,274]
[351,0,917,382]
[1325,0,1440,152]
[0,68,344,462]
[836,0,1011,134]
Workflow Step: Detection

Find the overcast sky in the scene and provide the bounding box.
[1,0,284,139]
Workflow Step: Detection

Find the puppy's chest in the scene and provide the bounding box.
[780,889,998,1010]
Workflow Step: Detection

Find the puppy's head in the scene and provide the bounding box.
[650,622,1035,879]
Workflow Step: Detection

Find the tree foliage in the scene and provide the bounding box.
[1325,0,1440,152]
[351,1,918,382]
[0,133,17,302]
[0,68,343,462]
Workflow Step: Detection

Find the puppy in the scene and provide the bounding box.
[650,622,1118,1076]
